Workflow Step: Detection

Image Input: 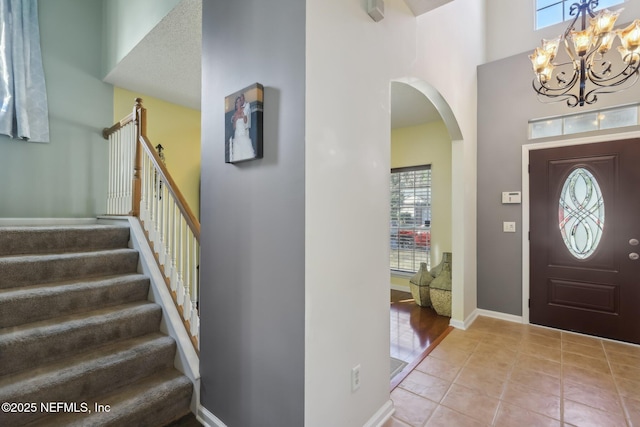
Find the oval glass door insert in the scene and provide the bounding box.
[558,167,605,259]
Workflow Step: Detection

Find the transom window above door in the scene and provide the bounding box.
[535,0,624,30]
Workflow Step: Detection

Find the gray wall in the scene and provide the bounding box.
[199,1,305,426]
[477,51,640,315]
[0,0,112,218]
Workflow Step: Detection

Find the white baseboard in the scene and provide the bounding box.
[449,310,478,330]
[197,401,394,427]
[197,405,227,427]
[0,217,98,226]
[363,399,395,427]
[475,308,524,324]
[449,308,524,330]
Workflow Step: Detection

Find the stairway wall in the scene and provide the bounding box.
[0,0,112,218]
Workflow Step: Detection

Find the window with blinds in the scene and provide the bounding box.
[390,165,432,273]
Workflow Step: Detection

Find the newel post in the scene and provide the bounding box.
[131,98,145,217]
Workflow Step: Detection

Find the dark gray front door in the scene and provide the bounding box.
[529,139,640,344]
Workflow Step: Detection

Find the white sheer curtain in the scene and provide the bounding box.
[0,0,49,142]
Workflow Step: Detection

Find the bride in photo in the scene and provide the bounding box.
[230,95,255,162]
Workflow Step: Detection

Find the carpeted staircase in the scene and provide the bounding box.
[0,224,194,426]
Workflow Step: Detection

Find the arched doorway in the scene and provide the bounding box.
[389,78,463,321]
[388,79,467,386]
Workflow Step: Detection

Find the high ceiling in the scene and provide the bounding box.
[103,0,202,111]
[104,0,444,127]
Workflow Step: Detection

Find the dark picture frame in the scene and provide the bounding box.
[224,83,264,163]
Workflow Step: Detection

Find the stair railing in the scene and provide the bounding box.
[103,99,200,350]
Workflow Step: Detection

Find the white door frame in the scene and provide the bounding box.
[521,130,640,324]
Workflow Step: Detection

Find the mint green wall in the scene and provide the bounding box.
[0,0,113,218]
[102,0,180,77]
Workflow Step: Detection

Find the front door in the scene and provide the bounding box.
[529,139,640,344]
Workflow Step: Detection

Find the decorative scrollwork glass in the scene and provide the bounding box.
[558,167,605,259]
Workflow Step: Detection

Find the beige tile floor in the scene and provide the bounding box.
[385,316,640,427]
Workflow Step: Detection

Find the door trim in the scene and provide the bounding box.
[521,130,640,325]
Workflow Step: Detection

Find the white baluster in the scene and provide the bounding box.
[163,184,171,265]
[114,133,120,213]
[140,154,148,224]
[107,135,113,214]
[120,128,126,214]
[157,172,165,265]
[183,286,192,319]
[166,192,173,266]
[184,231,191,304]
[177,217,186,299]
[120,131,126,214]
[192,234,199,309]
[146,155,153,224]
[170,202,179,291]
[190,313,199,346]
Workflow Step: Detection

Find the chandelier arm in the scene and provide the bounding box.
[536,67,580,93]
[532,79,581,107]
[583,71,640,100]
[585,0,598,18]
[535,91,581,107]
[587,61,640,86]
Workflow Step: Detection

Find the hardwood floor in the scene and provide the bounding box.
[390,290,451,389]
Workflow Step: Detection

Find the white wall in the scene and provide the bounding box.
[305,0,484,425]
[485,0,640,62]
[414,0,484,324]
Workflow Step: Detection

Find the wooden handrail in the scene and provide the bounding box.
[139,134,201,241]
[102,98,200,241]
[102,111,135,139]
[104,98,201,349]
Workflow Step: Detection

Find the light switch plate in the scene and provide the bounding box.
[503,222,516,233]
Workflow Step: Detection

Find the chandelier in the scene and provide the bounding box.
[530,0,640,107]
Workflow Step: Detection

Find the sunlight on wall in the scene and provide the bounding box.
[113,87,201,219]
[390,120,452,290]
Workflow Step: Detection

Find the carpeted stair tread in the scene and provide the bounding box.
[0,333,176,426]
[26,369,193,427]
[0,273,150,328]
[0,225,130,256]
[0,223,195,424]
[0,249,139,289]
[0,302,162,377]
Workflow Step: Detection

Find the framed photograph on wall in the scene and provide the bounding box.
[225,83,264,163]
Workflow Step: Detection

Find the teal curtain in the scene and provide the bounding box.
[0,0,49,142]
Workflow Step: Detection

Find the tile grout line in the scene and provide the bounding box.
[418,337,475,427]
[603,341,633,427]
[489,326,563,424]
[488,332,520,427]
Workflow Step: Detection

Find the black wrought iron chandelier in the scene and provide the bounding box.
[530,0,640,107]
